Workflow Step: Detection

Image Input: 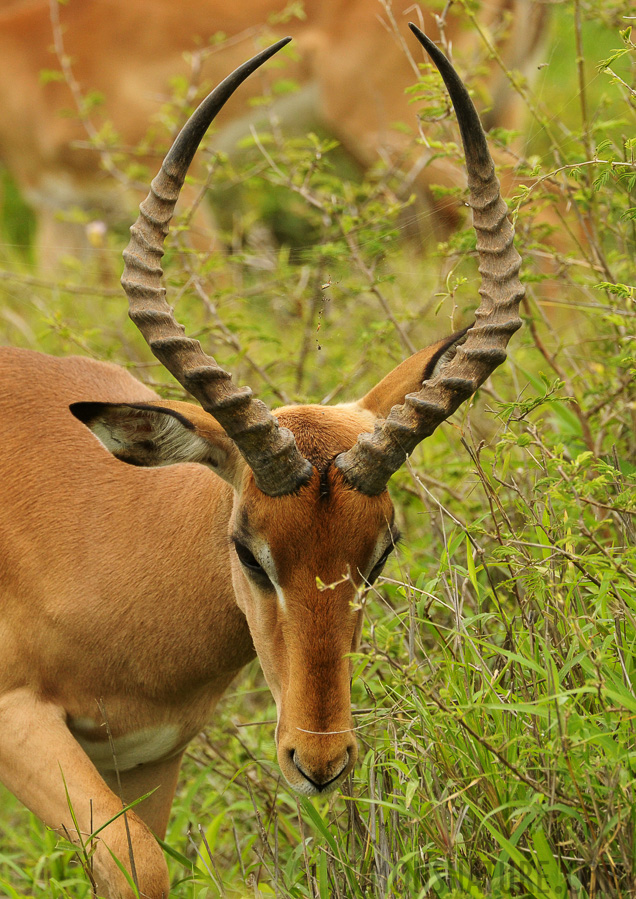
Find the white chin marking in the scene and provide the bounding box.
[291,778,323,797]
[287,776,342,797]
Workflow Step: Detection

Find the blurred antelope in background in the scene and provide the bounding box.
[0,27,523,899]
[0,0,547,266]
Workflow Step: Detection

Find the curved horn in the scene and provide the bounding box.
[121,39,313,497]
[335,24,524,495]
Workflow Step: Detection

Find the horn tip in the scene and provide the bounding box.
[266,36,293,57]
[408,23,432,50]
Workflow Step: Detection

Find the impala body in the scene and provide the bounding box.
[0,0,547,264]
[0,31,523,899]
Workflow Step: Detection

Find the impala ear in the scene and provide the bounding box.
[357,327,470,419]
[70,400,244,487]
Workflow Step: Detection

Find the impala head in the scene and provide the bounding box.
[72,29,523,796]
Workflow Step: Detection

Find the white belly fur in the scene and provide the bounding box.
[71,720,182,772]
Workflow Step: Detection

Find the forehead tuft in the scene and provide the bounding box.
[233,403,394,567]
[274,404,374,474]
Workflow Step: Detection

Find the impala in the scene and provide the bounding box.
[0,27,523,899]
[0,0,547,265]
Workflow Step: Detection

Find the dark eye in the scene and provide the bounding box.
[366,546,394,586]
[233,539,272,587]
[233,540,262,572]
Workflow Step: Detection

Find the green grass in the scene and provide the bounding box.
[0,0,635,896]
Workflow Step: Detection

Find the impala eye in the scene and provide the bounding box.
[366,546,393,585]
[366,530,401,586]
[233,540,261,572]
[232,539,272,587]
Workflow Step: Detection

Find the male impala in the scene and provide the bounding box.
[0,0,547,265]
[0,28,523,899]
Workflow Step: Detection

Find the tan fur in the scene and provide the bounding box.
[0,330,454,896]
[0,0,548,266]
[0,349,250,898]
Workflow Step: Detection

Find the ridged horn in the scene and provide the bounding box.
[334,24,524,495]
[121,39,313,497]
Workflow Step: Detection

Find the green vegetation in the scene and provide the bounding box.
[0,0,634,896]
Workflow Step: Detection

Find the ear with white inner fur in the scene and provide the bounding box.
[70,400,244,487]
[357,328,470,419]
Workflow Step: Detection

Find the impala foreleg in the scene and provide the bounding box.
[0,689,170,899]
[99,750,185,854]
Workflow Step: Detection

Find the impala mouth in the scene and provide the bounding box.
[288,748,350,795]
